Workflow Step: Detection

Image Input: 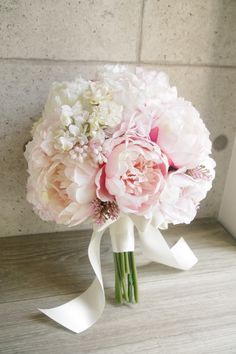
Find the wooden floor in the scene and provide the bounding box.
[0,219,236,354]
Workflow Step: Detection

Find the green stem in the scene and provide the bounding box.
[128,273,133,302]
[113,251,138,304]
[129,252,139,303]
[120,253,126,278]
[115,253,128,302]
[125,252,130,274]
[113,254,122,303]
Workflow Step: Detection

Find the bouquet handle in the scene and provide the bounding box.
[110,215,138,303]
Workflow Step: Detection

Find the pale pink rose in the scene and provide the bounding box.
[25,142,98,226]
[95,137,169,218]
[152,98,212,169]
[158,173,199,225]
[157,157,215,225]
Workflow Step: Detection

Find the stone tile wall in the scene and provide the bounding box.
[0,0,235,236]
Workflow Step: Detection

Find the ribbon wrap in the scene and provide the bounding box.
[39,215,197,333]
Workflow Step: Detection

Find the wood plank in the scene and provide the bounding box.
[0,219,236,353]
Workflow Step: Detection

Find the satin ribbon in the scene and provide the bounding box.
[39,215,198,333]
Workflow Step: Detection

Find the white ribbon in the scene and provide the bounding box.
[39,215,197,333]
[110,215,135,252]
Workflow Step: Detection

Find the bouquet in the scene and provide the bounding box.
[25,66,215,333]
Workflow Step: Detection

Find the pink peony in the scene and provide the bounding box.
[151,98,212,169]
[25,135,98,226]
[95,137,168,218]
[157,157,216,225]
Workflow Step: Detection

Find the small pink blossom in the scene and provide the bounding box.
[90,198,119,224]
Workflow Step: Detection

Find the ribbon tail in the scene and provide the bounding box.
[137,223,198,271]
[39,229,105,333]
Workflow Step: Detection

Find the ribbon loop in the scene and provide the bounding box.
[39,228,105,333]
[39,216,198,333]
[137,224,197,271]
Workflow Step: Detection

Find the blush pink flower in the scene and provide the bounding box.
[25,137,98,226]
[95,137,168,218]
[157,157,216,225]
[152,98,212,169]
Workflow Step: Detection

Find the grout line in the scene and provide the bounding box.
[0,58,137,66]
[139,61,236,70]
[137,0,145,63]
[0,57,236,70]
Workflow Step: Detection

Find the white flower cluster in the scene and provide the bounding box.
[54,81,123,164]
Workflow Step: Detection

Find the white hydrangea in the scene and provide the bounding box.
[90,100,123,128]
[83,81,112,104]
